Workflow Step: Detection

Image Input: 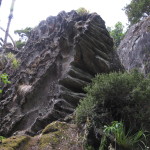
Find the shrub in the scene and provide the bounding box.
[76,70,147,124]
[76,7,89,16]
[76,70,150,149]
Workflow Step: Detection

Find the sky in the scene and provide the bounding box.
[0,0,131,40]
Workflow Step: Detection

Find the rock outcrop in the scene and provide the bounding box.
[0,10,123,136]
[117,16,150,74]
[0,121,83,150]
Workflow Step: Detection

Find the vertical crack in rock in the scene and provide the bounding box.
[0,10,123,136]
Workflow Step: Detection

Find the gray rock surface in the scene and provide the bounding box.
[117,16,150,74]
[0,10,123,136]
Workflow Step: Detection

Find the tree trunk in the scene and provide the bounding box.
[3,0,16,47]
[0,0,2,7]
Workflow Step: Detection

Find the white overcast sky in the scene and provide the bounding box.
[0,0,131,40]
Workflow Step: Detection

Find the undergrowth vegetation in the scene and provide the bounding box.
[0,52,20,69]
[7,52,20,68]
[0,73,10,93]
[76,70,150,149]
[0,52,19,93]
[100,121,148,150]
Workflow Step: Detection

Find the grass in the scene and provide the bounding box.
[101,121,147,150]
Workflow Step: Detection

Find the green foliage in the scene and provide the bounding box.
[14,27,32,39]
[15,40,26,49]
[99,135,107,150]
[85,145,95,150]
[14,27,32,49]
[0,136,6,143]
[103,121,146,149]
[0,73,11,93]
[76,7,89,16]
[108,22,125,48]
[0,52,20,69]
[7,52,15,59]
[76,70,144,124]
[124,0,150,24]
[0,135,30,149]
[0,73,11,84]
[76,70,150,137]
[76,70,150,149]
[75,95,96,124]
[12,57,20,68]
[0,53,18,93]
[7,52,20,68]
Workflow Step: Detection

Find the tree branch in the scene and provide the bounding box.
[0,26,16,48]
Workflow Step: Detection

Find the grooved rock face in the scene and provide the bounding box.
[0,10,123,136]
[117,16,150,74]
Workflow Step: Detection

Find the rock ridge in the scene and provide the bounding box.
[0,10,123,136]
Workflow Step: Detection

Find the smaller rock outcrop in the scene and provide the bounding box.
[0,121,83,150]
[117,16,150,74]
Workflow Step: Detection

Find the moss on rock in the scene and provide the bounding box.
[42,121,69,135]
[39,131,65,149]
[0,135,30,150]
[39,121,83,150]
[0,121,83,150]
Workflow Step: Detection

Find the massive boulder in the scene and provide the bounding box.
[117,16,150,74]
[0,10,123,136]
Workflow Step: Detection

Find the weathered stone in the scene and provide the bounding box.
[0,10,123,136]
[0,121,83,150]
[0,135,30,150]
[117,16,150,74]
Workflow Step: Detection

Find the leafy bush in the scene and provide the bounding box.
[76,70,150,149]
[76,7,89,16]
[76,70,147,124]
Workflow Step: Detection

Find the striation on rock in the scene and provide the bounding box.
[0,10,123,136]
[117,16,150,74]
